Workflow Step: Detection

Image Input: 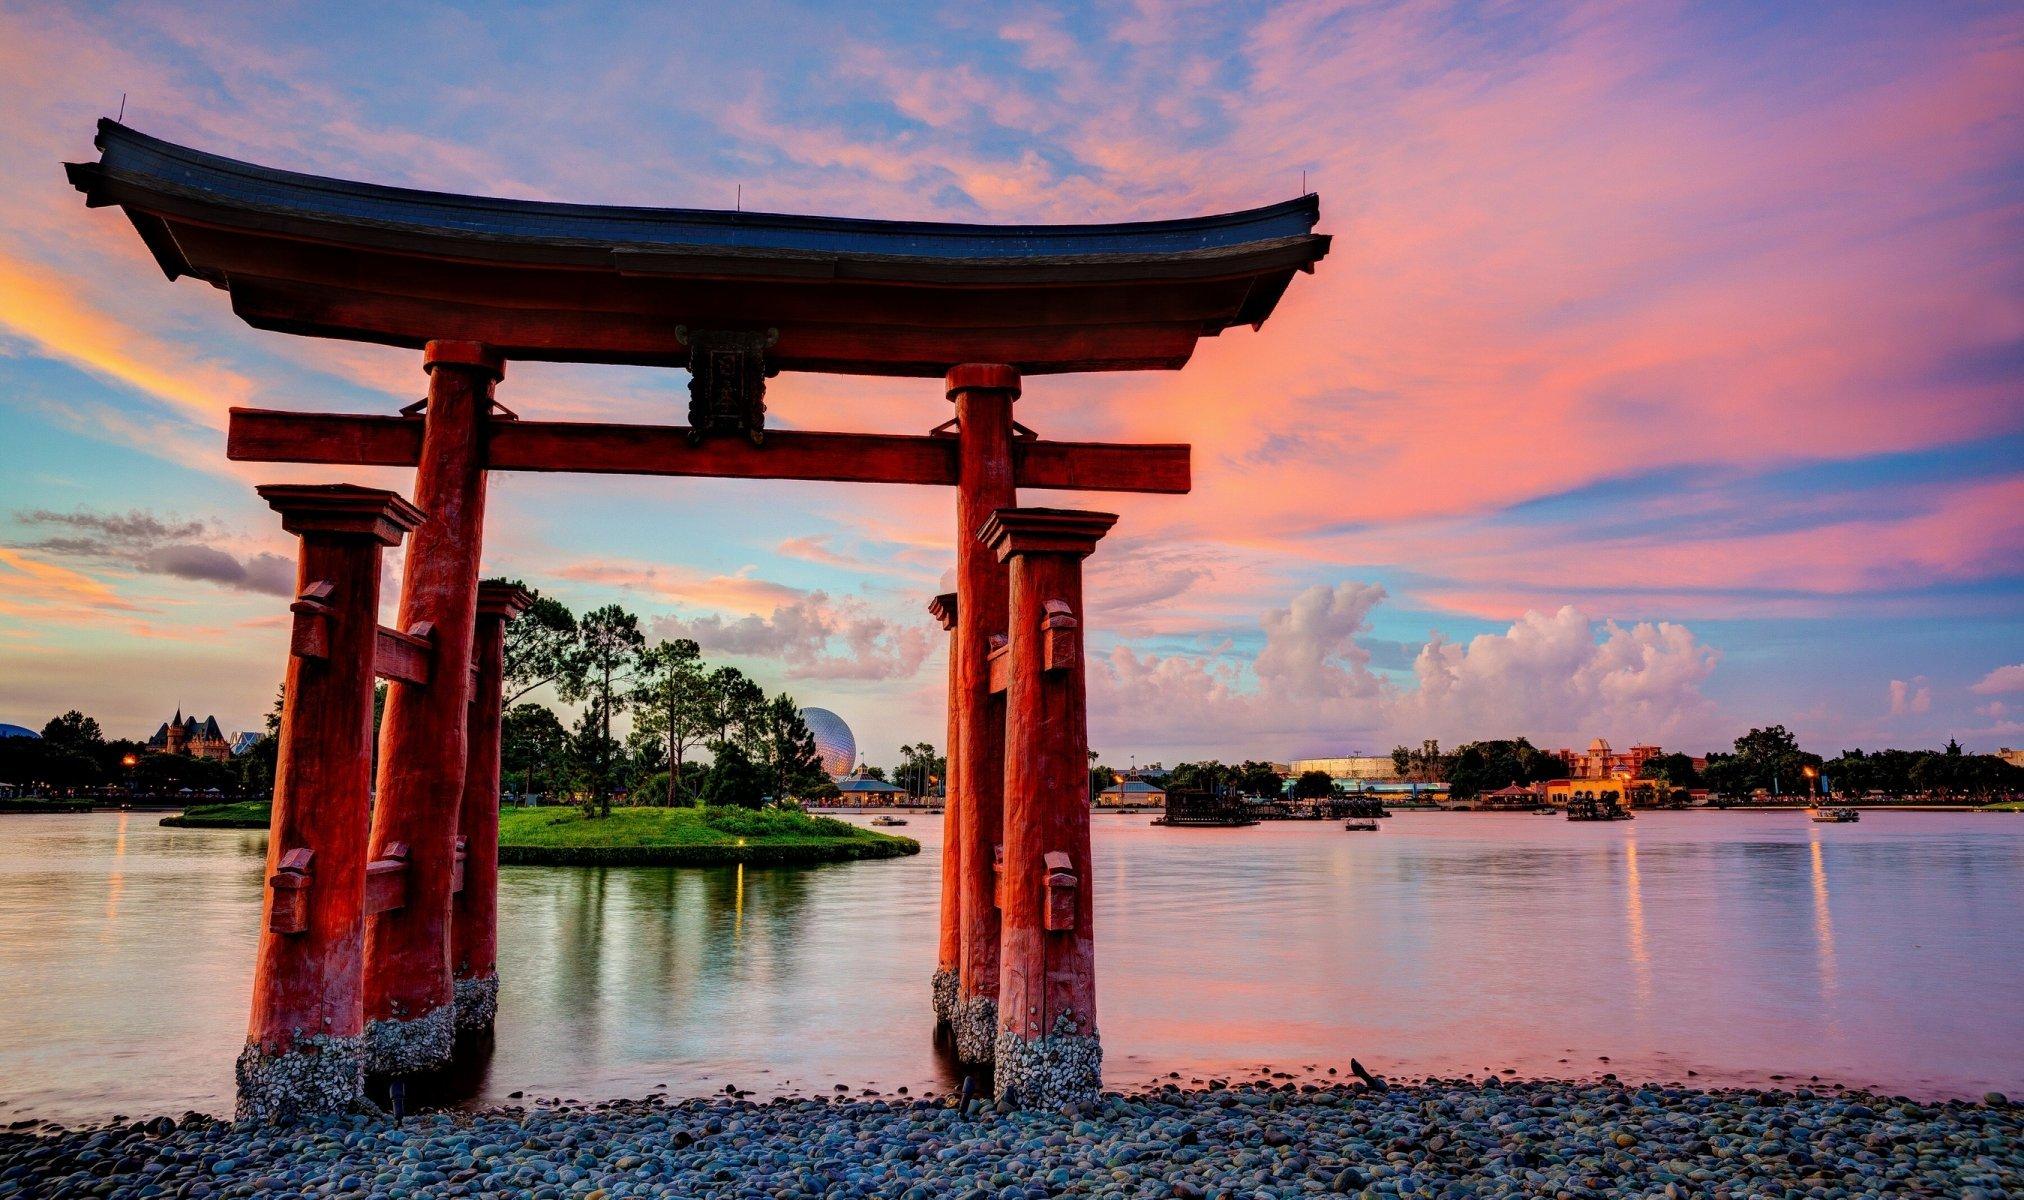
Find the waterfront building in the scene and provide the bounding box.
[1288,755,1402,782]
[2001,748,2024,769]
[834,774,909,804]
[0,724,38,740]
[146,709,234,762]
[1097,778,1167,808]
[1542,775,1672,809]
[1552,738,1657,779]
[1475,784,1544,811]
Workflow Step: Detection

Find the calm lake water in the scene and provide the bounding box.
[1,810,2020,1123]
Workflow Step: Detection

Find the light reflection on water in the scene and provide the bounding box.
[0,810,2019,1123]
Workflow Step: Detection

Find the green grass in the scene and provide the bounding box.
[497,805,919,866]
[160,801,271,828]
[1980,801,2024,813]
[158,801,921,865]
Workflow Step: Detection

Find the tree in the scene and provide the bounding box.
[502,703,571,801]
[1638,752,1701,788]
[568,707,627,815]
[760,697,838,801]
[630,638,711,804]
[1446,738,1563,799]
[1292,770,1336,800]
[896,741,946,800]
[703,666,767,756]
[1236,760,1283,798]
[558,604,645,817]
[1727,725,1821,798]
[699,743,767,809]
[1391,740,1448,782]
[1166,761,1231,796]
[41,710,104,751]
[501,586,580,707]
[1701,754,1751,805]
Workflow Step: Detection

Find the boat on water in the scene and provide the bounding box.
[1152,792,1260,828]
[870,815,908,827]
[1343,819,1380,832]
[1809,806,1860,823]
[1566,797,1633,822]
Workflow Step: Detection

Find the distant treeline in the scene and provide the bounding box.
[0,710,274,796]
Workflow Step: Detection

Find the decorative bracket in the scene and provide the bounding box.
[288,581,336,660]
[676,327,779,447]
[365,841,410,915]
[1043,850,1077,932]
[1041,599,1078,673]
[987,640,1011,696]
[267,847,314,935]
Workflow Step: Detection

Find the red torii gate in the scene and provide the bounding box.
[69,120,1327,1116]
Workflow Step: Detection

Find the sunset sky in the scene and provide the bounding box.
[0,1,2018,767]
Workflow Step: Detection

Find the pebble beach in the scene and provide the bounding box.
[3,1076,2016,1200]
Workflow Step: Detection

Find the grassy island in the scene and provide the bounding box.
[160,801,270,828]
[161,802,919,866]
[498,806,918,866]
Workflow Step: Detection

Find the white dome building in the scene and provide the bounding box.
[798,707,857,780]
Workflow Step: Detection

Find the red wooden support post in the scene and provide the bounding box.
[452,582,532,1034]
[948,363,1018,1063]
[927,590,962,1030]
[238,484,422,1122]
[364,339,499,1074]
[981,506,1116,1107]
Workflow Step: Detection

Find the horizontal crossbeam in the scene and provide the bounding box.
[227,409,1190,494]
[373,625,432,685]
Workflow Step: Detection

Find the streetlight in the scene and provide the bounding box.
[1802,764,1818,798]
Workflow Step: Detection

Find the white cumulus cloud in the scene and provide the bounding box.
[1088,583,1721,759]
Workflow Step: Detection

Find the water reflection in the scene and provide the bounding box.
[103,811,129,930]
[0,811,2020,1122]
[1624,835,1650,1016]
[1809,833,1839,1035]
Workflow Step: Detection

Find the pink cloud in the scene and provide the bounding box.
[1888,678,1934,717]
[1089,583,1721,757]
[1973,665,2024,696]
[652,592,934,682]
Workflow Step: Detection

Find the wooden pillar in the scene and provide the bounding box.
[981,506,1116,1107]
[927,590,961,1030]
[451,582,532,1034]
[238,484,422,1122]
[947,363,1017,1063]
[364,339,498,1074]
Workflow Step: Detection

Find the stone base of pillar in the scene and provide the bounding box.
[930,969,959,1027]
[364,1005,455,1075]
[992,1018,1102,1109]
[235,1034,365,1122]
[951,994,998,1063]
[453,975,499,1034]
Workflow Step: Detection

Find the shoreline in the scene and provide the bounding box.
[3,1077,2012,1198]
[156,804,922,867]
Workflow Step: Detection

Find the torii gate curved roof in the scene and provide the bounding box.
[67,120,1329,376]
